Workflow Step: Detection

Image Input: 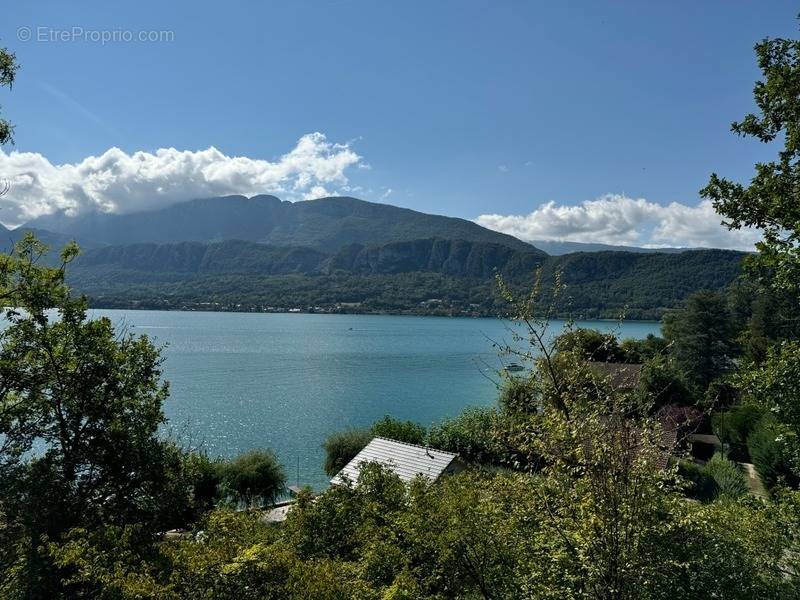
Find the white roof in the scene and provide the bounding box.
[331,437,459,485]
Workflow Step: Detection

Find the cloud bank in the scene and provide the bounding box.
[0,132,362,227]
[476,194,761,251]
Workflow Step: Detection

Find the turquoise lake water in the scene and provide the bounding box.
[87,310,661,489]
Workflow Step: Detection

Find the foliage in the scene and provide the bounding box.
[553,327,625,362]
[321,428,372,478]
[321,416,428,478]
[703,453,748,500]
[497,375,539,414]
[647,495,800,599]
[369,416,426,446]
[637,355,691,409]
[619,334,669,363]
[747,415,796,490]
[427,407,511,466]
[662,290,737,398]
[712,404,766,460]
[701,27,800,293]
[737,341,800,476]
[220,449,286,508]
[677,460,717,502]
[0,44,18,145]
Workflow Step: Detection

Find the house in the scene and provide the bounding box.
[331,437,466,486]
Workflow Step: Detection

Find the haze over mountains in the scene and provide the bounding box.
[9,195,746,318]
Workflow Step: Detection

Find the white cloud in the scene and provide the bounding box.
[475,194,761,251]
[0,132,362,227]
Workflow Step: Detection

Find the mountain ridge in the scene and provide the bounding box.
[25,195,536,253]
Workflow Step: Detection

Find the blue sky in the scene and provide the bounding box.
[0,1,796,248]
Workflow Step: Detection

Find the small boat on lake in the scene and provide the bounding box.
[504,362,525,373]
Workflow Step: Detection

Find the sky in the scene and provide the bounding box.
[0,0,797,249]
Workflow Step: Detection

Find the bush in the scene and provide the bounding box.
[746,415,794,490]
[704,379,739,410]
[221,449,286,507]
[637,356,691,409]
[712,405,765,461]
[554,328,625,362]
[677,459,717,502]
[427,407,504,465]
[498,377,537,414]
[703,453,748,500]
[322,428,372,477]
[619,334,668,363]
[370,416,426,446]
[322,417,428,478]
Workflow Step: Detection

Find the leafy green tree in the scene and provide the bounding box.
[737,341,800,480]
[221,450,286,508]
[0,237,211,597]
[553,327,625,362]
[645,496,800,599]
[701,27,800,295]
[746,414,797,490]
[619,334,668,363]
[637,355,691,409]
[370,415,426,445]
[427,407,509,466]
[0,44,18,145]
[321,428,372,478]
[322,416,428,478]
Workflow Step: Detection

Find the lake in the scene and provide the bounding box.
[87,310,661,489]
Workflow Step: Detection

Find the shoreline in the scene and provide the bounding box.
[85,303,661,324]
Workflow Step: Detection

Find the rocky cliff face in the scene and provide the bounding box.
[327,238,546,278]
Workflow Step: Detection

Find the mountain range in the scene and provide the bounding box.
[7,195,747,318]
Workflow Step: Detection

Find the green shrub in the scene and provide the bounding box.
[322,428,373,477]
[427,407,503,465]
[637,356,691,409]
[554,328,624,362]
[221,449,286,507]
[370,416,426,445]
[322,417,428,478]
[703,453,747,500]
[498,377,537,414]
[712,404,766,461]
[746,415,791,490]
[677,459,717,502]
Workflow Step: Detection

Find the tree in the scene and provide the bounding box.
[553,327,625,363]
[321,429,372,478]
[662,290,736,399]
[701,27,800,296]
[322,416,427,478]
[637,355,691,409]
[495,274,684,598]
[221,450,286,508]
[0,44,18,145]
[0,236,200,597]
[370,415,426,446]
[737,341,800,481]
